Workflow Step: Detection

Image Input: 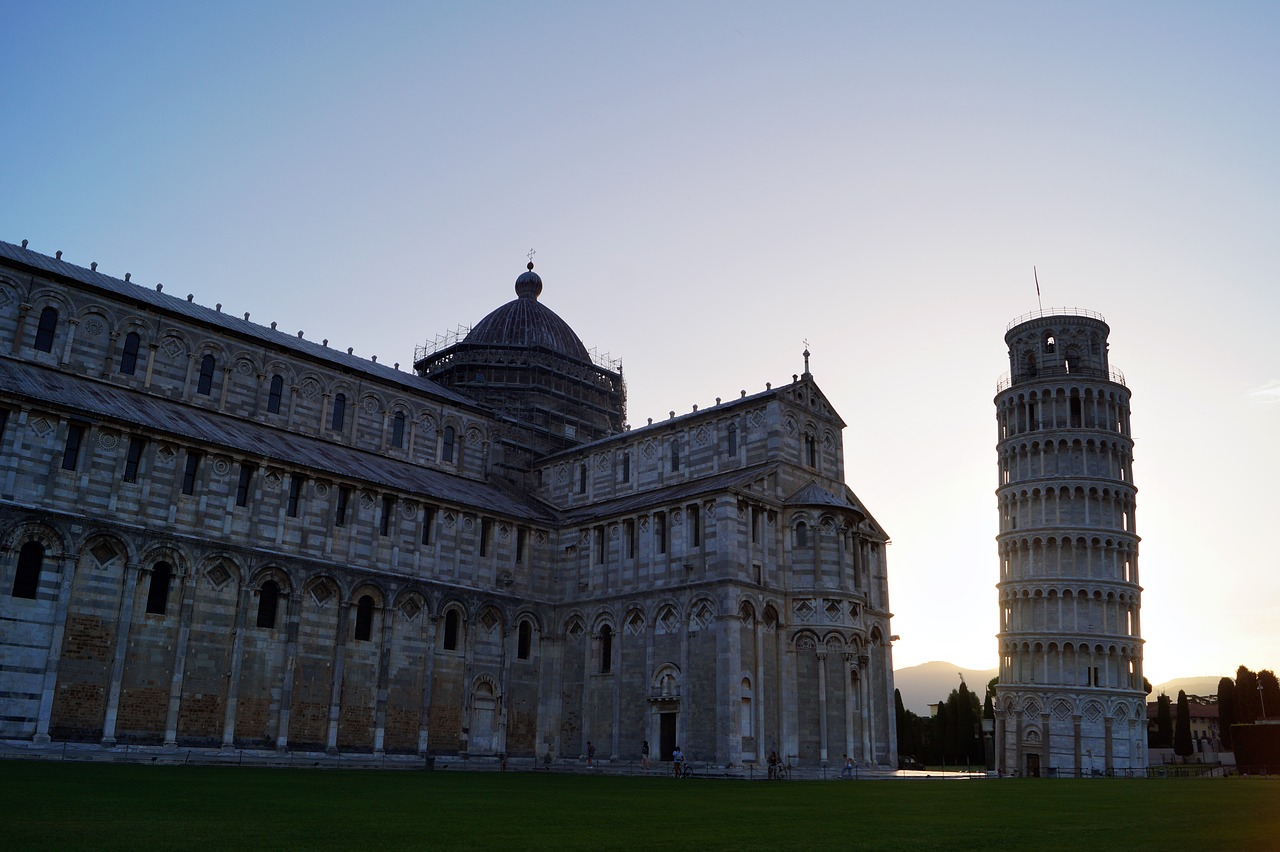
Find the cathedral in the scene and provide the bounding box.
[0,239,897,768]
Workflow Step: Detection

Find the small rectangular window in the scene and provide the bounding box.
[335,485,351,527]
[656,513,667,555]
[61,423,86,471]
[595,526,605,564]
[236,463,255,507]
[380,495,395,536]
[287,475,303,517]
[479,518,491,556]
[689,505,701,547]
[515,527,526,564]
[123,435,146,482]
[181,451,201,495]
[626,520,636,559]
[621,452,630,483]
[422,506,435,545]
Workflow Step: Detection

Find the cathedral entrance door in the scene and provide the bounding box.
[659,712,677,761]
[1026,752,1040,777]
[470,683,497,754]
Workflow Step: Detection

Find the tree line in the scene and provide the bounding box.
[894,678,989,768]
[1149,665,1278,755]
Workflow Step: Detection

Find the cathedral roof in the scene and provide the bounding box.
[785,480,858,510]
[463,263,591,362]
[0,357,556,523]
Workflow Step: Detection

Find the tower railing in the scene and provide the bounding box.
[1006,307,1107,331]
[996,364,1126,393]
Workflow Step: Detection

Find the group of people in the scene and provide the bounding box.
[766,750,787,780]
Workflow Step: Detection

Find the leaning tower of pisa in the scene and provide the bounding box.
[993,309,1146,777]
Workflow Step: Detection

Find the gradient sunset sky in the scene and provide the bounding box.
[3,1,1277,684]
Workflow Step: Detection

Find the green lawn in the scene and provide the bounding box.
[1,762,1275,850]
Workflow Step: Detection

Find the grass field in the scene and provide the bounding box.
[1,762,1276,850]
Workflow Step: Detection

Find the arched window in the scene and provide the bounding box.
[34,306,58,352]
[267,374,284,414]
[442,426,455,463]
[443,608,460,650]
[145,561,173,615]
[671,439,681,472]
[1043,332,1056,354]
[11,541,44,599]
[805,434,817,467]
[354,594,375,641]
[331,393,346,431]
[796,521,809,548]
[256,580,280,629]
[740,677,754,738]
[196,354,216,396]
[119,332,141,375]
[599,625,613,674]
[517,620,533,660]
[391,412,406,448]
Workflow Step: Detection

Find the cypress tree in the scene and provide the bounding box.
[1236,666,1260,722]
[1217,676,1236,750]
[1174,690,1193,759]
[1259,670,1280,720]
[1153,693,1173,748]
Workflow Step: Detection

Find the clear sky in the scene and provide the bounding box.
[3,1,1277,684]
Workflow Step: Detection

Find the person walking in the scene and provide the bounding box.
[641,739,650,770]
[587,741,596,767]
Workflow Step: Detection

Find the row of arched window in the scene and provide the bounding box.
[21,303,473,468]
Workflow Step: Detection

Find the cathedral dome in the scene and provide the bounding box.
[465,263,591,362]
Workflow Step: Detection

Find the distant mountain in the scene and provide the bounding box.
[892,666,1226,715]
[894,661,998,715]
[1152,676,1224,699]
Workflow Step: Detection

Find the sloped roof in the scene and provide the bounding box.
[0,357,555,523]
[0,240,478,410]
[785,480,857,509]
[561,465,773,525]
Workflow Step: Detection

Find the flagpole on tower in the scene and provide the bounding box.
[1034,266,1043,312]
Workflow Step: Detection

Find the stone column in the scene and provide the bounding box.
[58,317,78,365]
[220,584,252,750]
[33,552,77,745]
[994,710,1006,774]
[842,652,856,762]
[217,367,232,411]
[102,331,119,378]
[417,614,440,755]
[611,621,622,761]
[859,656,872,762]
[11,303,29,354]
[142,343,158,388]
[101,563,143,745]
[1041,711,1051,774]
[755,618,765,760]
[275,589,303,751]
[162,566,200,747]
[816,649,829,766]
[1073,715,1082,777]
[1104,716,1114,774]
[373,598,393,755]
[324,602,351,753]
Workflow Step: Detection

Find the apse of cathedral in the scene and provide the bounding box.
[0,239,897,768]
